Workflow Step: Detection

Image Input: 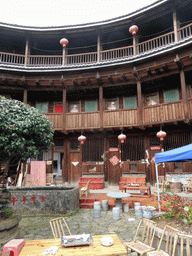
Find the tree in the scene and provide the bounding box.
[0,96,54,186]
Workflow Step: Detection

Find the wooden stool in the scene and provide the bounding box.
[2,239,25,256]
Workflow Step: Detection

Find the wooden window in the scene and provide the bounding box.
[54,102,63,113]
[164,89,179,103]
[122,136,145,161]
[85,100,97,112]
[36,102,48,113]
[145,93,159,106]
[82,138,104,162]
[124,96,137,109]
[106,98,119,110]
[68,102,80,113]
[70,139,80,150]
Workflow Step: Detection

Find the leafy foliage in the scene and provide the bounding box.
[161,193,192,224]
[0,96,54,163]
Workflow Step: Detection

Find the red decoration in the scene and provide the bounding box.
[21,196,27,204]
[11,197,17,206]
[129,25,139,36]
[156,130,167,141]
[32,195,36,204]
[118,133,127,143]
[41,195,47,202]
[78,135,86,144]
[60,38,69,48]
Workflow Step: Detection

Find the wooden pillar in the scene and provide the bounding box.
[133,35,138,55]
[62,48,66,66]
[97,35,101,62]
[180,70,189,118]
[137,80,143,125]
[23,89,27,104]
[173,9,180,42]
[63,88,67,132]
[99,86,103,128]
[24,39,29,66]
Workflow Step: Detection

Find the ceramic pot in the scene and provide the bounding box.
[141,206,156,219]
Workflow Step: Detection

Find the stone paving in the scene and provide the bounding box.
[18,208,140,248]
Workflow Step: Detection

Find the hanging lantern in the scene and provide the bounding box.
[156,130,167,141]
[60,38,69,48]
[78,134,86,144]
[129,25,139,36]
[118,132,127,143]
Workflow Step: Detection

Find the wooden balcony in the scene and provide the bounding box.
[103,109,138,127]
[0,22,192,68]
[66,112,100,130]
[45,100,187,131]
[143,101,185,124]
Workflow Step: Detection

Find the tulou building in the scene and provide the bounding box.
[1,0,192,185]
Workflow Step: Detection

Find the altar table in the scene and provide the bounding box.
[19,234,127,256]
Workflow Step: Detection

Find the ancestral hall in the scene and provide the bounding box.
[1,0,192,185]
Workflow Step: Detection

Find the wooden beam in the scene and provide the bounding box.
[162,64,170,73]
[73,79,78,86]
[155,69,161,75]
[146,68,152,76]
[96,75,103,85]
[35,80,40,86]
[121,74,128,81]
[174,56,183,70]
[85,78,91,85]
[133,67,139,80]
[108,75,114,84]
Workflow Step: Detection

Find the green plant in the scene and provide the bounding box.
[0,96,54,186]
[160,193,192,224]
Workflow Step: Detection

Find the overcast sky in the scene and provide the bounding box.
[1,0,157,27]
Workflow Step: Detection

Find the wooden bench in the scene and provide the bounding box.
[119,177,146,190]
[121,185,151,197]
[79,177,104,190]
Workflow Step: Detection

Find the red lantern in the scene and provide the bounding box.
[78,135,86,144]
[156,130,167,141]
[129,25,139,36]
[60,38,69,48]
[118,133,127,143]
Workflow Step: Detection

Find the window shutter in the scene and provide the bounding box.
[85,101,97,112]
[36,103,48,113]
[164,90,179,103]
[124,97,137,109]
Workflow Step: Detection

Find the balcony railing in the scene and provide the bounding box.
[0,22,192,68]
[143,101,185,124]
[45,100,187,131]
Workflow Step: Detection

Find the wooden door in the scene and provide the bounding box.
[69,151,82,183]
[106,148,121,185]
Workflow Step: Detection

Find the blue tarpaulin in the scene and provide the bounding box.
[154,143,192,212]
[155,143,192,163]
